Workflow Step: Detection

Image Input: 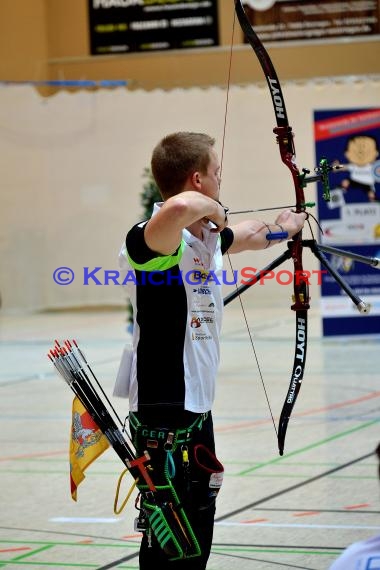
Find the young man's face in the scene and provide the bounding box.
[345,136,379,166]
[200,148,221,200]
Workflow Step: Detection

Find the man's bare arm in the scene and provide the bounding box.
[144,191,228,255]
[227,210,307,254]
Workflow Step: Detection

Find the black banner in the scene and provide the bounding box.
[88,0,219,55]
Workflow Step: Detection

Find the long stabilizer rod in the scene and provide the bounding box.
[317,244,380,269]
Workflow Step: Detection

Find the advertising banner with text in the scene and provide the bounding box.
[88,0,219,55]
[243,0,380,43]
[314,108,380,336]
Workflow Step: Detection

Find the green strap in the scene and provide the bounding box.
[128,411,208,446]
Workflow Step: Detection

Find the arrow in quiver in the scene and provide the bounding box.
[48,339,201,560]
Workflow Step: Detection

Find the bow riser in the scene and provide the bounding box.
[273,127,305,209]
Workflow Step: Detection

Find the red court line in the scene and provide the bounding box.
[293,511,321,517]
[0,547,31,553]
[239,501,371,526]
[0,449,66,462]
[2,392,379,460]
[215,390,380,432]
[344,503,370,510]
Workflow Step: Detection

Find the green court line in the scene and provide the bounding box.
[0,540,343,557]
[0,540,138,548]
[0,542,341,569]
[238,418,379,475]
[211,545,341,556]
[1,468,375,480]
[277,460,377,466]
[0,541,139,568]
[195,459,376,468]
[0,469,120,475]
[1,459,121,465]
[0,561,134,568]
[229,472,377,480]
[9,544,54,562]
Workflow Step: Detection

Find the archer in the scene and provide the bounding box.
[118,131,306,569]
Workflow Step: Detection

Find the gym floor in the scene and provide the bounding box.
[1,301,379,569]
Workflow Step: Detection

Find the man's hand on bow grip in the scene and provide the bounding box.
[275,209,307,239]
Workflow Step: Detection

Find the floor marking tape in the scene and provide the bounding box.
[216,521,380,530]
[49,517,120,523]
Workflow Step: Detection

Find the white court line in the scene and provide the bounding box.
[50,517,122,523]
[216,522,380,530]
[50,519,380,530]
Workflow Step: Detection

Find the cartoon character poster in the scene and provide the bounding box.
[314,108,380,336]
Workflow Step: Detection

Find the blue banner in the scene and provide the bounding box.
[314,108,380,336]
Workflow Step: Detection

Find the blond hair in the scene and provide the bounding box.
[151,132,215,199]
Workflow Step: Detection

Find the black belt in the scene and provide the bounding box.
[129,411,209,452]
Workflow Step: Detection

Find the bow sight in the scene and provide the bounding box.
[299,158,343,202]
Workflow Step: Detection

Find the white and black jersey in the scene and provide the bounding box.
[119,203,234,416]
